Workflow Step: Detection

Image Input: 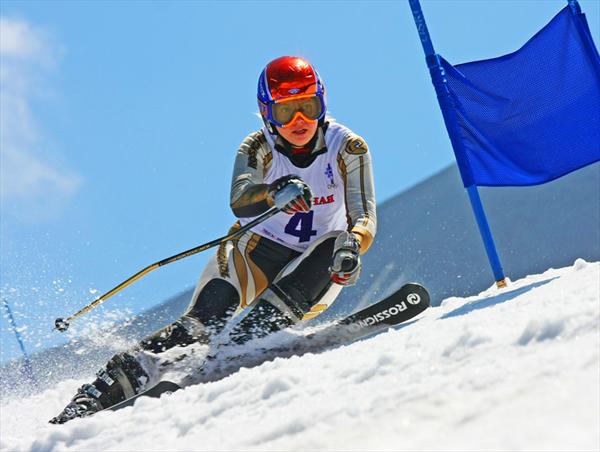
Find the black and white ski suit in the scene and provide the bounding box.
[57,120,377,413]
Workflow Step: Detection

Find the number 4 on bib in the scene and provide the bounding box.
[285,211,317,243]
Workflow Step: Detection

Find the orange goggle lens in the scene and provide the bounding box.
[272,96,323,126]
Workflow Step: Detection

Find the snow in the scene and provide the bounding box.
[1,260,599,451]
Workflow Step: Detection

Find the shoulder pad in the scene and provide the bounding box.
[345,135,369,155]
[243,130,267,169]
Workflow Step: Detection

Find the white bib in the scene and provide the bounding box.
[240,123,351,251]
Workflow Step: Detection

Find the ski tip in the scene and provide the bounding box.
[404,283,430,308]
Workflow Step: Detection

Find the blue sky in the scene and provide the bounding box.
[1,0,599,363]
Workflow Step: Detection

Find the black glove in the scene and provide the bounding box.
[268,175,313,215]
[329,231,361,286]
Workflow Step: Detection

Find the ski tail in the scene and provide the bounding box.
[107,380,180,412]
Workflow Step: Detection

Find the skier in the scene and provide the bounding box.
[50,56,377,424]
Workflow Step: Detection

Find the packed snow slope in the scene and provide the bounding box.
[1,260,598,451]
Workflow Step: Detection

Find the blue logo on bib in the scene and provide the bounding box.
[325,163,337,189]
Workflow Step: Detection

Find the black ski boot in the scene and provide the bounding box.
[49,352,149,424]
[49,384,104,424]
[50,318,208,425]
[141,315,210,353]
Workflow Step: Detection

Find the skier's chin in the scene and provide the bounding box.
[276,122,318,147]
[291,128,310,143]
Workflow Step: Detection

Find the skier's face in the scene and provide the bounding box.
[275,113,318,147]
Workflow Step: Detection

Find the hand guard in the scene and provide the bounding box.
[329,231,361,286]
[269,175,313,215]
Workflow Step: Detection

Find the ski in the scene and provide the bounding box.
[110,283,430,409]
[108,380,180,412]
[340,282,429,331]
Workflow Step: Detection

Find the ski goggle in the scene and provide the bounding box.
[260,94,326,128]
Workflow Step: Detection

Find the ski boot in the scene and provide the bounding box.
[49,352,149,424]
[141,315,211,353]
[49,384,104,424]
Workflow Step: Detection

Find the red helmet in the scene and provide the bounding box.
[257,56,326,129]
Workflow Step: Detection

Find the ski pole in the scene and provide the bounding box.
[54,207,280,332]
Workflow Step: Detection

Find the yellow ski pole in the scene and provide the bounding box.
[54,207,280,332]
